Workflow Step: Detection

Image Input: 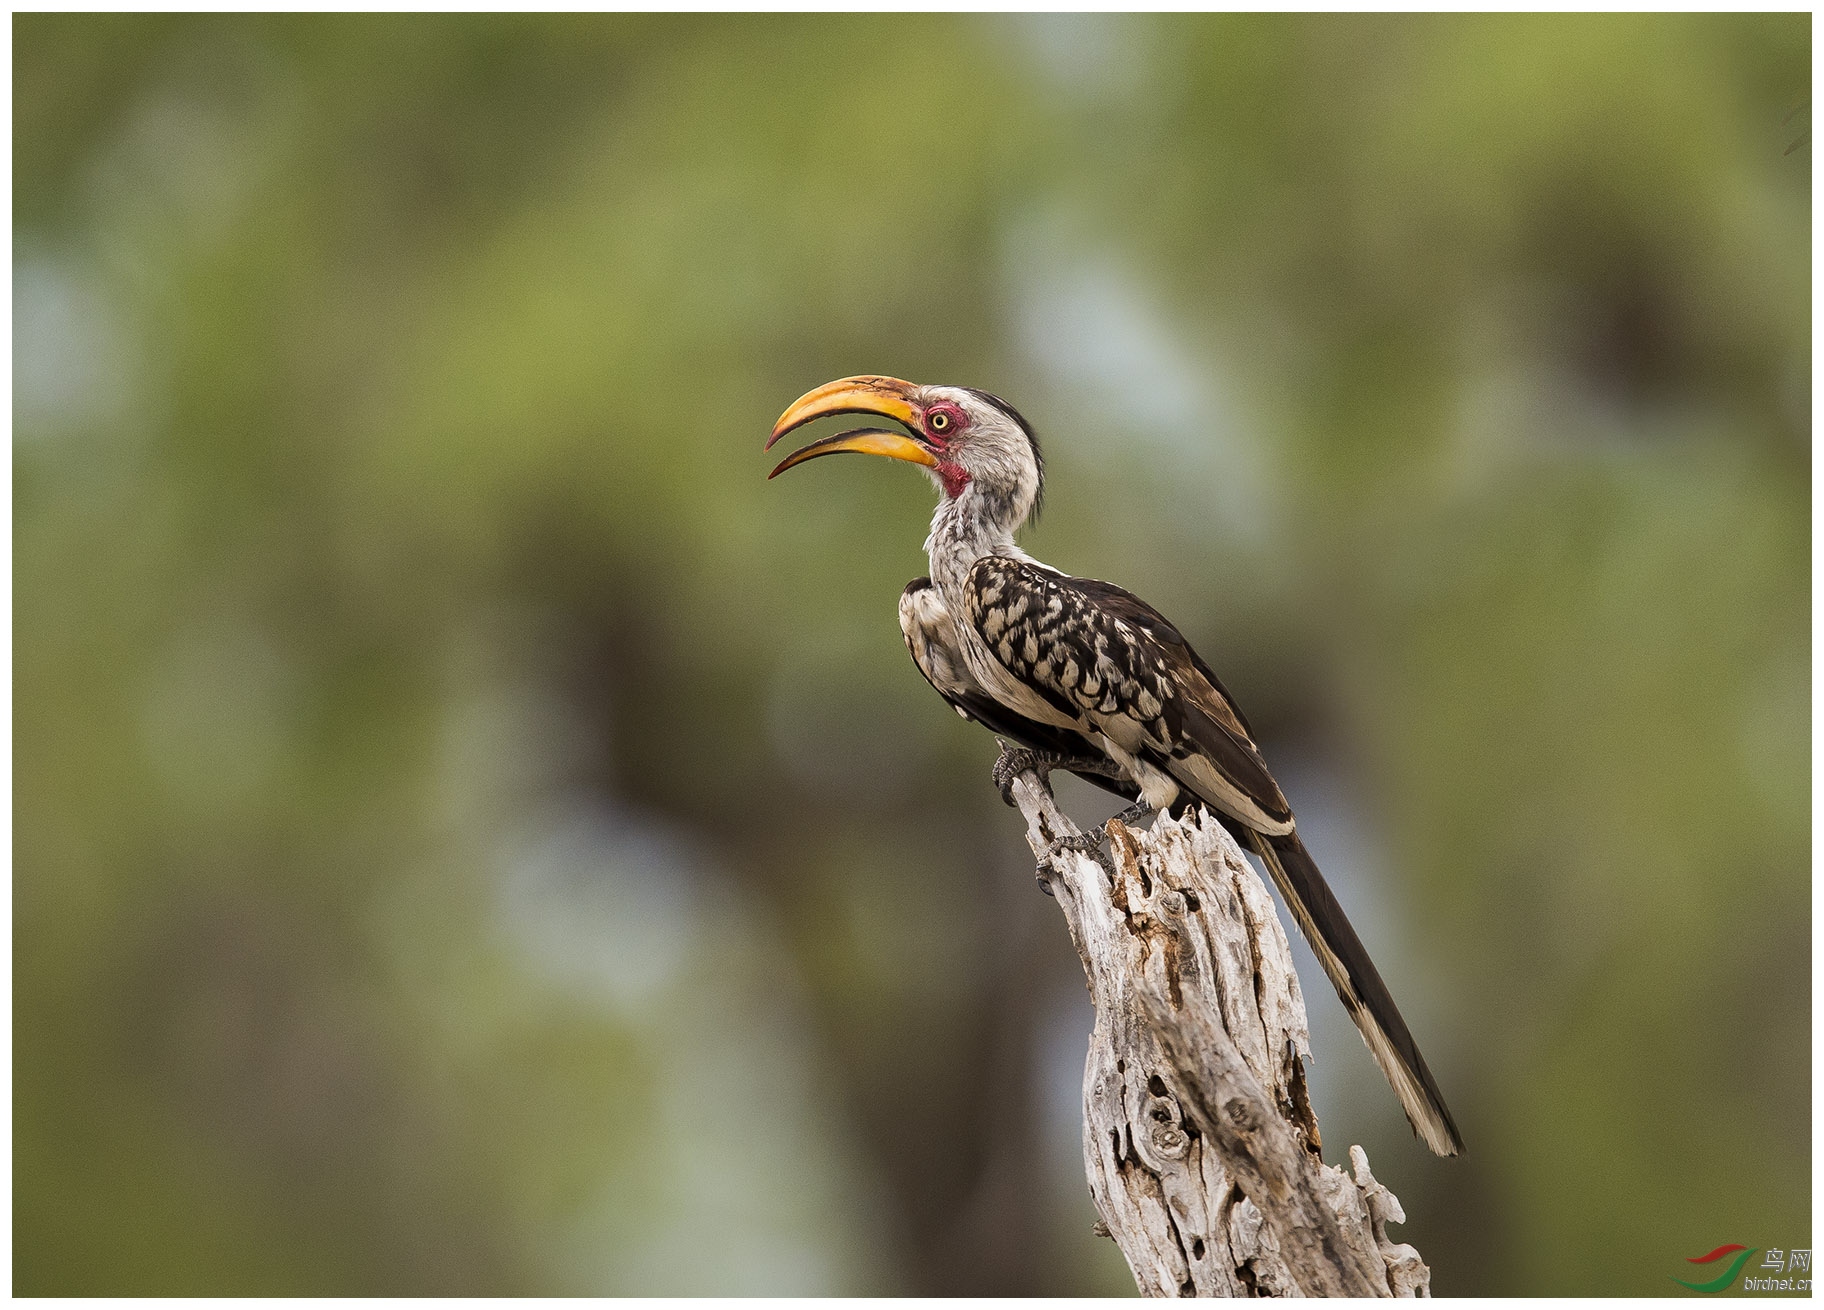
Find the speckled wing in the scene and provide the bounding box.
[963,556,1292,834]
[898,578,1137,802]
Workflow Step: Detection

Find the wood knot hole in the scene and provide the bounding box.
[1150,1122,1188,1158]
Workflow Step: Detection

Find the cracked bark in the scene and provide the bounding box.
[1007,768,1431,1298]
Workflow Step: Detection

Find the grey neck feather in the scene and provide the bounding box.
[925,481,1031,600]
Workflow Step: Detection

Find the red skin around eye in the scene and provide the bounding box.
[922,404,967,446]
[919,404,972,497]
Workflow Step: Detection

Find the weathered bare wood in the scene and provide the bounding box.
[1006,767,1431,1298]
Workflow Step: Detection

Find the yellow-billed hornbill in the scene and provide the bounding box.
[767,375,1463,1158]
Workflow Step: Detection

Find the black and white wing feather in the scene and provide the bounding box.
[965,558,1292,831]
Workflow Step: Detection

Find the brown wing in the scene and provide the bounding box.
[965,556,1290,832]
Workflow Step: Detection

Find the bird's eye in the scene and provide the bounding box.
[929,412,952,433]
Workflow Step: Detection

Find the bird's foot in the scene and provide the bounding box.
[1052,830,1108,857]
[993,742,1126,807]
[1039,828,1116,886]
[992,743,1047,806]
[1106,801,1157,831]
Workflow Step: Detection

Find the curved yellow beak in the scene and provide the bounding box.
[766,375,937,479]
[767,376,921,451]
[768,427,940,479]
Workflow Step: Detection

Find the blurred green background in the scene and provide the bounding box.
[14,12,1809,1296]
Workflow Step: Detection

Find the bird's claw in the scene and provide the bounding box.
[1051,830,1107,858]
[1041,829,1116,884]
[992,742,1046,806]
[994,742,1128,806]
[1106,801,1157,831]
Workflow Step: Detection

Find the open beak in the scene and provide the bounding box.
[766,375,937,479]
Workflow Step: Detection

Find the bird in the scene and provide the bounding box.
[765,374,1464,1158]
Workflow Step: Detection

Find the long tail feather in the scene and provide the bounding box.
[1245,829,1464,1157]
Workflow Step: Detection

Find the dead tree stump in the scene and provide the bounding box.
[1006,767,1431,1298]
